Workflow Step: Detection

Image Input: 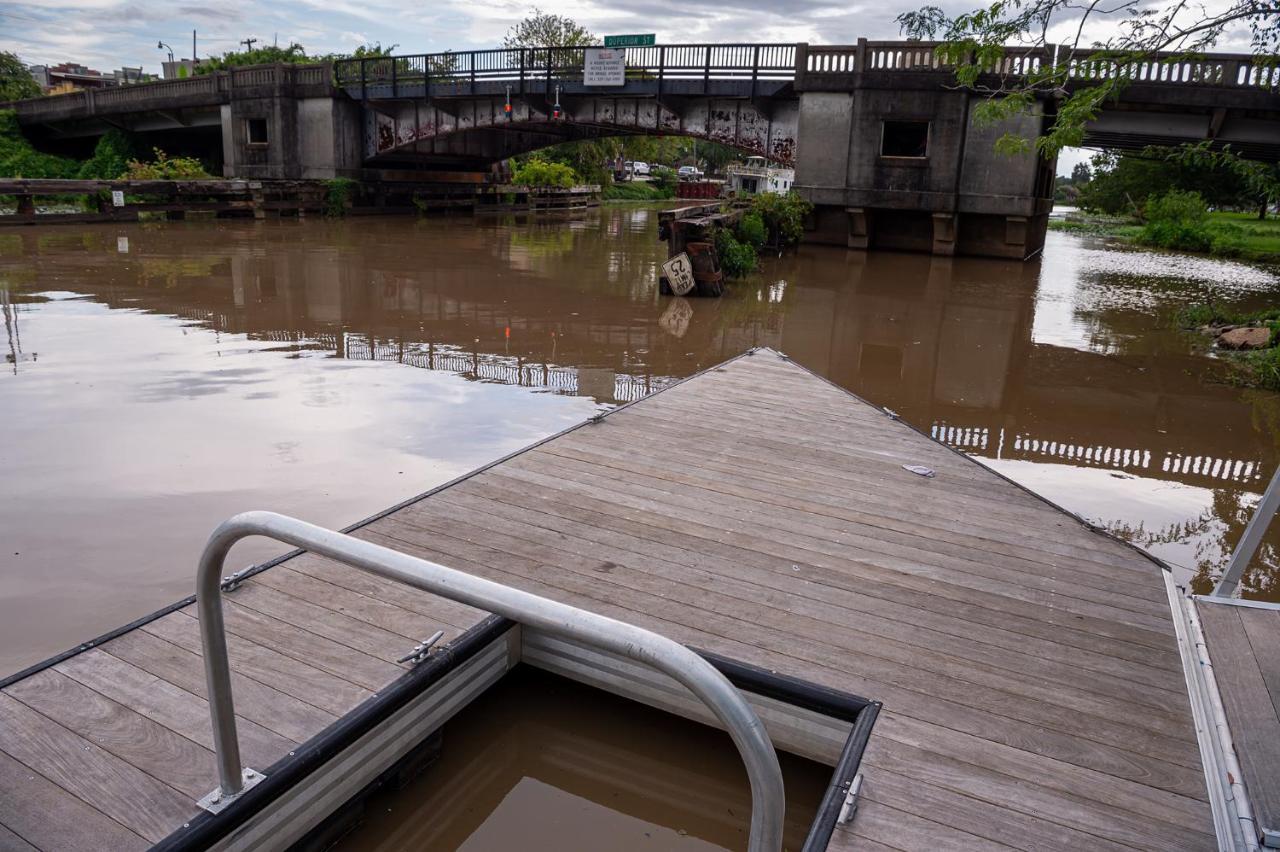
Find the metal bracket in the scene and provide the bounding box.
[220,567,251,592]
[837,773,863,824]
[397,629,445,665]
[197,768,265,814]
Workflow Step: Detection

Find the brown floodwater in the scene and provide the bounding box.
[330,667,828,851]
[2,209,1280,675]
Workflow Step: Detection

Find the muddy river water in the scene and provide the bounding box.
[2,208,1279,675]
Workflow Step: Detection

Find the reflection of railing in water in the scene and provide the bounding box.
[933,420,1263,487]
[339,333,664,402]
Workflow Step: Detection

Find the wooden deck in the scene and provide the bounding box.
[1196,598,1280,847]
[0,348,1213,850]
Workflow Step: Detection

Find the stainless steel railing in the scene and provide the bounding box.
[1213,464,1280,597]
[196,511,786,851]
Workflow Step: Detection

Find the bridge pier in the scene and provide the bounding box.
[794,48,1055,260]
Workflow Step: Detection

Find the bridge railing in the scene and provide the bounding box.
[2,63,334,119]
[1061,50,1279,89]
[335,44,799,97]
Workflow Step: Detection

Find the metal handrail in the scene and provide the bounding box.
[196,511,785,851]
[1213,464,1280,597]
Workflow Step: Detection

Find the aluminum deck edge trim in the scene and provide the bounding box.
[1166,572,1260,851]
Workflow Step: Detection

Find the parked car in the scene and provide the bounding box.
[677,165,703,181]
[632,161,650,176]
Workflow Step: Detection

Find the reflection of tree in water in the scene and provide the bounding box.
[507,227,576,258]
[140,257,221,289]
[1103,487,1280,602]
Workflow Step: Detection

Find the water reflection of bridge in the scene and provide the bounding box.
[932,421,1264,488]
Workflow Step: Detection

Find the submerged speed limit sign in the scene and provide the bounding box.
[661,252,695,296]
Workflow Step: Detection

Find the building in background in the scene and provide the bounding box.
[28,62,157,94]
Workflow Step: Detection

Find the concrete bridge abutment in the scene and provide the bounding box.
[794,58,1056,260]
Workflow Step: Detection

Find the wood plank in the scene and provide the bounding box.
[249,565,464,641]
[854,765,1137,851]
[493,459,1175,635]
[454,474,1184,688]
[140,611,373,715]
[0,693,193,843]
[416,491,1194,741]
[1200,601,1280,839]
[99,628,335,744]
[4,669,215,800]
[516,446,1172,616]
[559,419,1164,584]
[473,467,1179,663]
[0,749,146,852]
[838,797,1016,851]
[0,823,37,852]
[361,522,1209,800]
[54,649,295,768]
[440,481,1187,704]
[282,553,487,629]
[1239,607,1280,719]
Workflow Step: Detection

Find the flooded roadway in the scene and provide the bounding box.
[2,208,1279,675]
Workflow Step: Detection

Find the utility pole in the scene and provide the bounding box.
[192,30,197,62]
[240,37,258,52]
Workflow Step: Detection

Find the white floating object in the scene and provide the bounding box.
[903,464,935,478]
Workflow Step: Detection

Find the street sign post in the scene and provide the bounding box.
[603,34,655,47]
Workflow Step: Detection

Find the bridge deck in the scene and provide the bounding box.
[0,349,1212,849]
[1196,598,1280,847]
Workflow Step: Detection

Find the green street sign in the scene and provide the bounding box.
[603,34,656,47]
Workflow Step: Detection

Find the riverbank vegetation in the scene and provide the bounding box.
[1178,303,1280,390]
[1050,147,1280,263]
[714,193,813,279]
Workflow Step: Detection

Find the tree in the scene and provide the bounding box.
[1070,162,1091,184]
[196,43,311,73]
[502,8,595,48]
[1075,147,1270,216]
[897,0,1280,157]
[0,52,40,102]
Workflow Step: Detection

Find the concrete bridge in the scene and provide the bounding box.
[5,41,1278,257]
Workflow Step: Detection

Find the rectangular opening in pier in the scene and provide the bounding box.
[880,120,929,158]
[246,117,269,146]
[164,620,877,852]
[325,667,833,851]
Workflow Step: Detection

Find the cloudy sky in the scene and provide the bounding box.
[0,0,1255,175]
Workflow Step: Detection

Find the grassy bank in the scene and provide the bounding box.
[1178,303,1280,390]
[1051,210,1280,264]
[602,182,675,202]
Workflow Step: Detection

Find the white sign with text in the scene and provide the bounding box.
[111,190,125,207]
[584,48,626,86]
[661,252,696,296]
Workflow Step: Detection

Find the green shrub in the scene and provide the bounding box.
[124,149,210,180]
[511,158,577,189]
[325,178,357,217]
[714,227,757,278]
[0,109,79,178]
[736,212,767,248]
[651,166,677,194]
[1138,190,1213,252]
[602,181,673,201]
[750,191,811,246]
[78,130,143,180]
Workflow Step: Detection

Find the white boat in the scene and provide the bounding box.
[724,156,795,196]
